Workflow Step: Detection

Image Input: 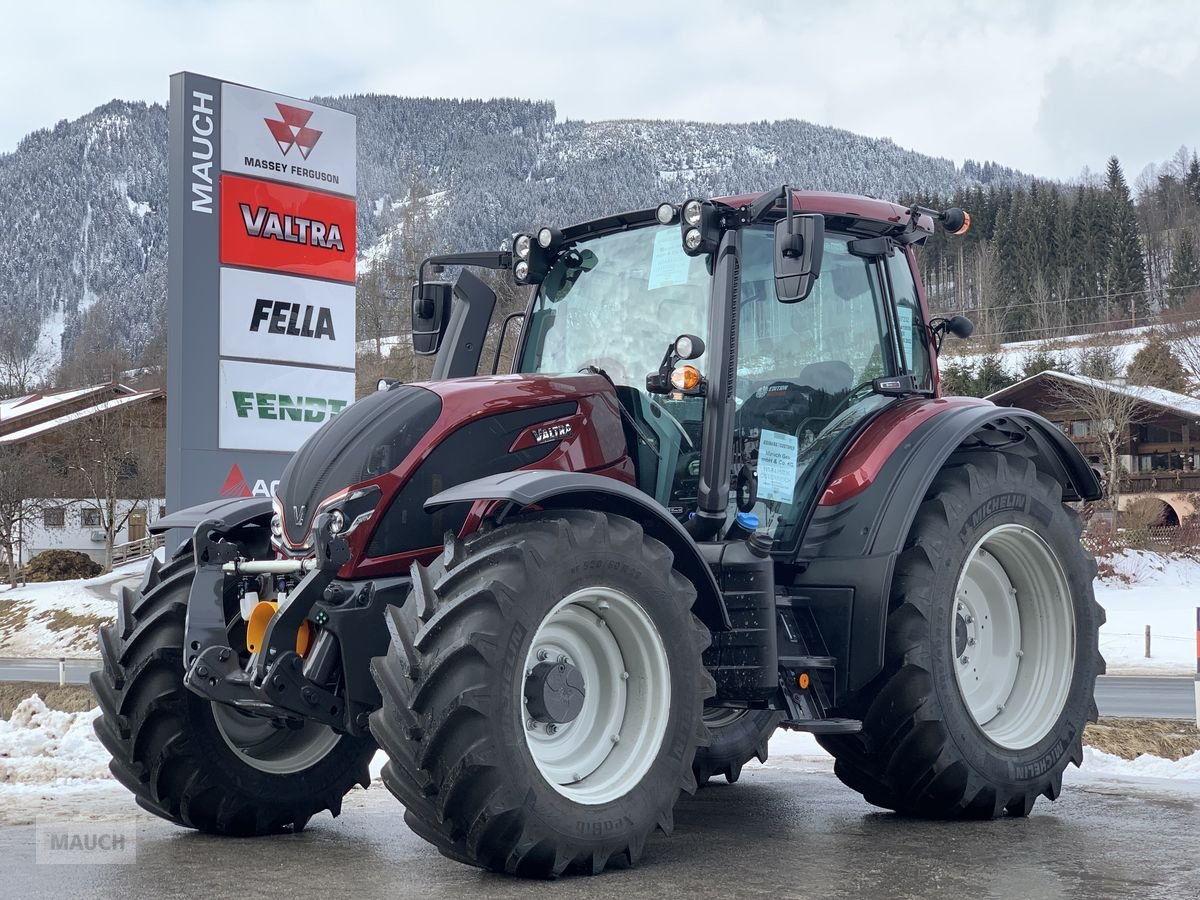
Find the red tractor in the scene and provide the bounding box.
[93,187,1104,877]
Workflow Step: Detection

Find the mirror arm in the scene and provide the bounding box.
[418,251,513,303]
[746,184,788,225]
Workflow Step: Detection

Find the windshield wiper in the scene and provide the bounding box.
[543,249,598,302]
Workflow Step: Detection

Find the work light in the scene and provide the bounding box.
[514,234,532,260]
[656,203,676,225]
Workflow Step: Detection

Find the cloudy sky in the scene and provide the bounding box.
[3,1,1198,182]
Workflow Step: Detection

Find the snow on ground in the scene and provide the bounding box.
[1094,550,1199,674]
[0,560,145,657]
[941,324,1154,379]
[0,695,108,784]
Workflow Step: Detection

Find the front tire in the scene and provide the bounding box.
[91,550,376,834]
[370,511,712,877]
[818,452,1104,817]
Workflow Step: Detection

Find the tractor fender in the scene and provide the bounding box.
[150,496,274,536]
[425,470,731,632]
[797,399,1101,692]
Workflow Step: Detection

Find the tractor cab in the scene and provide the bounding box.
[416,187,965,551]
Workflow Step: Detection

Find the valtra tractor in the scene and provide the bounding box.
[93,186,1105,877]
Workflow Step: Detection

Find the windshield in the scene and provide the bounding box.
[518,224,711,385]
[516,219,898,544]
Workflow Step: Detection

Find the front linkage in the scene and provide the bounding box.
[181,514,406,736]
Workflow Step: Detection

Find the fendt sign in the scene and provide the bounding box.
[167,72,356,519]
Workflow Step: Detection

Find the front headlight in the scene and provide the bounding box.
[683,199,702,226]
[515,234,532,259]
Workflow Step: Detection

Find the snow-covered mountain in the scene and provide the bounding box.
[0,95,1026,371]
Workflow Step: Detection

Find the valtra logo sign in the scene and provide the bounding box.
[264,103,322,159]
[220,173,356,282]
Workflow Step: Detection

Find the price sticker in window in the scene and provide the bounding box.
[757,429,798,504]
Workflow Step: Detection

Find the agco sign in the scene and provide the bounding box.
[219,463,279,499]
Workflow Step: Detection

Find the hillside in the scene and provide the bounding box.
[0,94,1023,382]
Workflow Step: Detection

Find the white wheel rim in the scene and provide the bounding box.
[952,524,1076,750]
[520,586,671,805]
[212,703,341,775]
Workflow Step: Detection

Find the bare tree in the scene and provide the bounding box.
[0,321,50,397]
[1161,294,1200,388]
[0,445,53,586]
[69,396,164,571]
[1047,375,1148,514]
[972,239,1002,348]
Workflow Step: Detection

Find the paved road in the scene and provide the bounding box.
[1094,675,1196,719]
[2,659,1195,718]
[2,763,1195,900]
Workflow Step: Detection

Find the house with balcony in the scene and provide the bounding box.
[986,370,1200,526]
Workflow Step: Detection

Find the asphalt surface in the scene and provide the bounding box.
[1095,675,1197,719]
[2,657,1195,719]
[3,763,1196,900]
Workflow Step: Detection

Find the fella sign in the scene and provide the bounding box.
[168,73,356,518]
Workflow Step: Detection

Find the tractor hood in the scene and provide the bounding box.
[275,384,442,546]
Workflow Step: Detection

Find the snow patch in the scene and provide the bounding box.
[1094,551,1200,673]
[0,696,109,785]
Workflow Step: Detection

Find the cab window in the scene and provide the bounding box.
[886,250,933,391]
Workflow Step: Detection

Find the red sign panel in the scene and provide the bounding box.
[220,173,356,283]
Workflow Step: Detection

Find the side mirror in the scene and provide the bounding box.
[411,282,452,356]
[946,315,974,339]
[774,213,825,303]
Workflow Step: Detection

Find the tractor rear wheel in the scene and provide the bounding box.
[370,510,712,877]
[693,708,783,784]
[91,549,376,834]
[818,452,1104,817]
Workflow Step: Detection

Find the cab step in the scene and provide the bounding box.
[780,717,862,735]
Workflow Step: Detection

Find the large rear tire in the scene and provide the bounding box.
[818,452,1104,817]
[370,510,713,877]
[693,708,784,784]
[91,550,376,834]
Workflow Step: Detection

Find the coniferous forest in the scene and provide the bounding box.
[1,94,1197,392]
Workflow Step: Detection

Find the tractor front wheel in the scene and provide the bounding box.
[370,510,712,877]
[91,549,376,834]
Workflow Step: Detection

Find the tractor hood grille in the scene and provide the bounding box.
[276,385,442,546]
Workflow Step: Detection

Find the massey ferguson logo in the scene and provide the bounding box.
[239,204,345,251]
[264,103,322,159]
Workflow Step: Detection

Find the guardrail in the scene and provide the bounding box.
[111,533,164,567]
[0,656,101,685]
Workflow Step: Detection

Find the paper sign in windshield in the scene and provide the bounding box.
[757,429,798,504]
[898,305,914,366]
[648,229,692,290]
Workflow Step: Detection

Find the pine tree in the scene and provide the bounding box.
[1187,152,1200,205]
[1166,227,1200,309]
[938,360,977,397]
[1126,331,1191,392]
[1104,156,1148,322]
[1078,345,1121,379]
[974,355,1014,396]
